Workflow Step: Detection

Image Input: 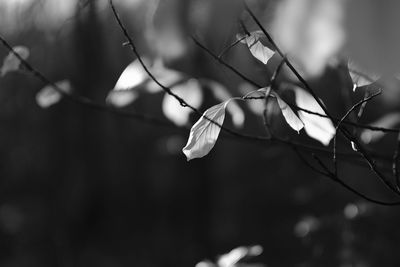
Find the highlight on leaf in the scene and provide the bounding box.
[162,79,203,126]
[36,80,72,109]
[293,86,335,145]
[348,60,380,91]
[237,31,275,64]
[106,58,151,107]
[273,93,304,133]
[206,80,245,128]
[182,100,231,161]
[1,46,30,76]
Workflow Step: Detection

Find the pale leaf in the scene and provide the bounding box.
[36,80,72,108]
[294,87,335,145]
[239,31,275,64]
[275,94,304,132]
[162,79,203,126]
[106,58,150,107]
[1,46,29,76]
[183,101,230,161]
[207,80,245,128]
[348,60,380,90]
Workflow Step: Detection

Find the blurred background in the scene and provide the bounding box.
[0,0,400,266]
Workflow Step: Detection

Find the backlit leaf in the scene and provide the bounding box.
[106,58,150,107]
[294,87,335,145]
[275,94,304,132]
[238,31,275,64]
[183,101,230,161]
[348,60,380,90]
[162,79,203,126]
[36,80,72,108]
[1,46,29,76]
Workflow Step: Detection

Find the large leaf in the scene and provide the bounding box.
[162,79,203,126]
[238,31,275,64]
[207,80,245,128]
[275,94,304,133]
[183,101,230,161]
[348,60,380,90]
[36,80,72,108]
[106,58,150,107]
[294,87,335,145]
[1,46,29,76]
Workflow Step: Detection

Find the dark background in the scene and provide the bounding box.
[0,0,399,266]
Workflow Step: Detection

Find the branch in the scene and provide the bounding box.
[243,2,400,197]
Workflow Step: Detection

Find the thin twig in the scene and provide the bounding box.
[243,2,400,196]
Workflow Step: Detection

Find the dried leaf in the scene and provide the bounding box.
[162,79,203,126]
[294,87,335,145]
[1,46,29,76]
[183,101,230,161]
[36,80,72,108]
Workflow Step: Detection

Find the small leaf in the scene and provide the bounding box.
[1,46,29,76]
[36,80,72,108]
[183,100,230,161]
[106,58,150,107]
[162,79,203,126]
[348,60,379,90]
[275,94,304,133]
[294,87,335,145]
[239,31,275,64]
[207,80,245,128]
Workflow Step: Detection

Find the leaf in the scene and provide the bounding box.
[238,31,275,64]
[1,46,29,76]
[162,79,203,126]
[294,87,335,145]
[275,94,304,133]
[36,80,72,108]
[348,60,380,90]
[183,101,230,161]
[360,113,400,144]
[207,80,245,128]
[217,245,263,267]
[106,58,150,107]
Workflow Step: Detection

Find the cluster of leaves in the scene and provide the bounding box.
[0,30,389,162]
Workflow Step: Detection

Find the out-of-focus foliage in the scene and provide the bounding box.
[1,0,400,266]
